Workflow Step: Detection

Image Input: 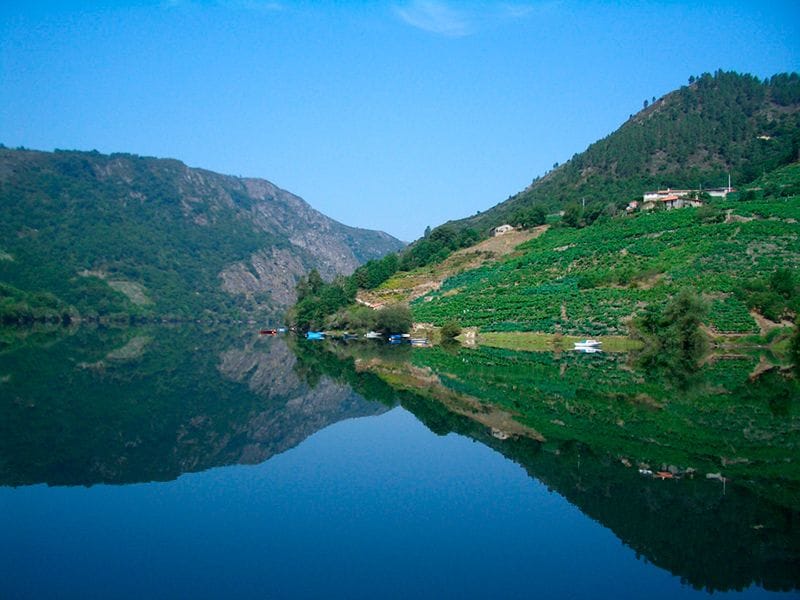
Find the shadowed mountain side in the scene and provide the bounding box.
[0,328,390,486]
[0,148,404,321]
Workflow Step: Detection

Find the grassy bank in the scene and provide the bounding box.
[475,331,644,352]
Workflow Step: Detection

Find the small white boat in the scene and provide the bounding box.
[573,339,602,349]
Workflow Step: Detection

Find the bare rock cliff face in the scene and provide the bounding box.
[219,248,305,307]
[174,167,403,309]
[243,177,359,276]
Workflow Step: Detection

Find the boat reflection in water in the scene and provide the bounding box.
[574,339,602,353]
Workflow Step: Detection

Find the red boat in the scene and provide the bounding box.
[259,329,277,335]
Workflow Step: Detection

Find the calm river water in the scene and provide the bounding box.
[1,326,797,599]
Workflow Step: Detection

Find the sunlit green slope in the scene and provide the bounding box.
[411,169,800,335]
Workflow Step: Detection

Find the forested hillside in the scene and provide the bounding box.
[0,148,403,323]
[451,71,800,233]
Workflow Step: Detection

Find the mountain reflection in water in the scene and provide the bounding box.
[293,338,800,594]
[0,326,390,487]
[0,326,798,595]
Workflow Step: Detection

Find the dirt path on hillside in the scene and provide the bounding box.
[749,310,791,335]
[359,226,548,308]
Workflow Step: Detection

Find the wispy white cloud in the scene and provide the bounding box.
[498,4,537,20]
[501,1,560,20]
[393,1,551,37]
[393,1,472,37]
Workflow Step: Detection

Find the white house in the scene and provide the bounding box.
[492,224,515,236]
[642,183,734,206]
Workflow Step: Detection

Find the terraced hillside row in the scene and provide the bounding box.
[411,184,799,335]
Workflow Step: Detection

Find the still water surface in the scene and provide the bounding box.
[0,327,797,599]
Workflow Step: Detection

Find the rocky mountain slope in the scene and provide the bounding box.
[0,147,404,321]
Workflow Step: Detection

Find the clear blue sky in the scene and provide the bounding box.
[1,1,798,241]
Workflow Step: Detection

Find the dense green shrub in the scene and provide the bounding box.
[291,270,355,331]
[375,304,412,334]
[440,320,462,339]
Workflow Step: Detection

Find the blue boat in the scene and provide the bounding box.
[305,331,325,340]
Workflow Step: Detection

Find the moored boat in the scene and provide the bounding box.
[574,339,602,349]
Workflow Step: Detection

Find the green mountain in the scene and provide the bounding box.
[0,148,404,323]
[451,70,800,233]
[303,161,799,336]
[304,72,800,337]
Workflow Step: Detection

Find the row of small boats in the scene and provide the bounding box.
[302,330,430,345]
[267,330,600,350]
[259,328,287,335]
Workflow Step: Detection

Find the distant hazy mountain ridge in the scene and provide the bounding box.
[0,148,404,321]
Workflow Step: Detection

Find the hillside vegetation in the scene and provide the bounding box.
[0,148,403,323]
[411,166,800,335]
